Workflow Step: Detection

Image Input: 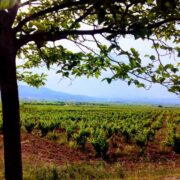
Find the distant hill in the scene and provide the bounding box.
[18,85,180,105]
[18,85,104,102]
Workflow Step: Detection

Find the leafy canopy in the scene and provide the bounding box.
[4,0,180,94]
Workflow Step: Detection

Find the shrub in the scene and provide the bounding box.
[38,121,52,137]
[92,135,108,159]
[75,129,90,149]
[66,125,76,141]
[47,131,59,141]
[24,120,36,133]
[134,129,149,154]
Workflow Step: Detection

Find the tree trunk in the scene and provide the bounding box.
[0,29,23,179]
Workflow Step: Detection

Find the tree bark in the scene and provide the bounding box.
[0,22,23,180]
[0,52,22,180]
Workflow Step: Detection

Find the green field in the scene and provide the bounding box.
[1,103,180,156]
[19,103,180,154]
[0,103,180,179]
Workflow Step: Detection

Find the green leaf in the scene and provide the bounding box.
[150,55,156,60]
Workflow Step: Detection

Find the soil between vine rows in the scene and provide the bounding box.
[0,132,179,168]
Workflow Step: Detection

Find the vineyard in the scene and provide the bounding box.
[0,103,180,179]
[1,103,180,156]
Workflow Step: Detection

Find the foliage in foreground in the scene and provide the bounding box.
[12,0,180,93]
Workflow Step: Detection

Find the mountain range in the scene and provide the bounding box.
[17,85,180,106]
[18,85,104,102]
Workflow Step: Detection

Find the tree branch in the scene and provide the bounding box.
[148,17,180,29]
[70,5,94,29]
[14,0,90,32]
[16,28,132,49]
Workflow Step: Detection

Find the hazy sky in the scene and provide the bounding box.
[42,71,178,99]
[19,36,179,100]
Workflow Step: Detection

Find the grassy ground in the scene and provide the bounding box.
[22,161,180,180]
